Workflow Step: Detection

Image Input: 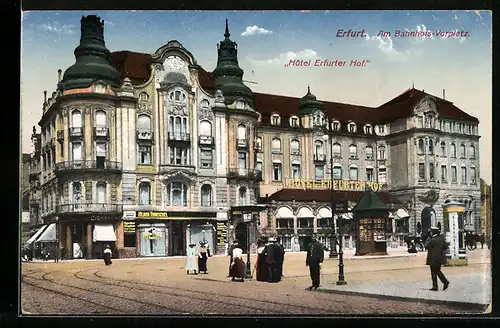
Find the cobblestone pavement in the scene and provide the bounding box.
[21,249,490,315]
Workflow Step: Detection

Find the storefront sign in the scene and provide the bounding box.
[231,211,261,216]
[123,221,136,234]
[137,211,168,218]
[143,232,162,240]
[284,178,386,192]
[217,223,227,246]
[123,211,136,219]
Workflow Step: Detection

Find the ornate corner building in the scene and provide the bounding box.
[27,15,482,258]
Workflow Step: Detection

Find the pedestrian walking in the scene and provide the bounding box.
[103,245,113,265]
[230,242,245,282]
[52,244,59,263]
[254,238,268,282]
[306,236,324,290]
[277,238,285,278]
[186,243,198,275]
[264,237,281,283]
[227,240,237,277]
[197,241,209,274]
[425,226,450,291]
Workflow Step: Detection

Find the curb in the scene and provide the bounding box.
[315,288,489,311]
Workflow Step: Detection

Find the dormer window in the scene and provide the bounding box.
[417,116,423,128]
[95,84,105,94]
[363,124,372,134]
[271,114,281,125]
[139,92,149,101]
[332,120,340,131]
[236,100,245,109]
[348,122,357,133]
[313,112,325,127]
[290,116,299,127]
[377,125,385,134]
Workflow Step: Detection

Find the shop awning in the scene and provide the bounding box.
[36,223,57,242]
[25,225,47,245]
[395,208,410,219]
[93,224,117,242]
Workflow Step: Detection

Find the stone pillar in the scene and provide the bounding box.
[86,223,93,258]
[443,201,467,266]
[58,222,64,250]
[136,228,141,256]
[293,216,298,235]
[116,221,124,249]
[313,215,317,233]
[65,224,73,259]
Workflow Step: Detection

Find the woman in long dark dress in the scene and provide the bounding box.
[230,243,245,282]
[255,239,268,282]
[197,241,209,274]
[103,245,112,265]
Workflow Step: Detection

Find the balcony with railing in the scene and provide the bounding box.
[313,153,326,163]
[56,203,123,215]
[137,130,154,141]
[236,138,248,149]
[54,160,122,173]
[69,127,83,138]
[94,126,109,139]
[198,135,214,146]
[168,132,191,143]
[57,130,64,142]
[227,168,262,180]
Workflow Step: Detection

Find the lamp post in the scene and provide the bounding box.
[323,134,338,258]
[336,212,347,285]
[245,217,253,279]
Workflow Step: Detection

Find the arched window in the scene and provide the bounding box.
[349,144,357,159]
[378,146,386,160]
[201,184,212,207]
[96,182,106,203]
[166,182,187,206]
[364,125,371,134]
[290,139,300,154]
[255,136,262,151]
[332,120,340,131]
[365,146,373,159]
[469,145,476,159]
[200,99,209,108]
[139,182,151,205]
[348,122,356,133]
[289,116,299,127]
[137,114,151,131]
[199,120,212,136]
[237,124,246,139]
[441,142,446,157]
[71,110,82,127]
[236,100,245,109]
[332,143,341,157]
[313,112,324,127]
[460,144,466,158]
[95,110,107,127]
[271,138,281,153]
[271,114,280,125]
[239,187,247,206]
[314,140,324,156]
[139,92,149,101]
[417,139,424,154]
[429,139,434,155]
[450,143,457,158]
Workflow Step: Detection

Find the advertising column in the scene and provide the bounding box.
[443,201,468,266]
[217,222,228,255]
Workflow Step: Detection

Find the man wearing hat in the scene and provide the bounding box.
[425,226,450,291]
[306,235,324,290]
[264,237,282,283]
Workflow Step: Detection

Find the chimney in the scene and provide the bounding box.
[443,89,446,100]
[43,91,47,104]
[58,69,62,82]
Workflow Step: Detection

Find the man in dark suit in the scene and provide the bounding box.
[306,236,324,290]
[425,226,450,291]
[265,237,281,282]
[276,238,285,278]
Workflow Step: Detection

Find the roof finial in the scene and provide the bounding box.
[308,85,310,93]
[224,18,230,39]
[412,81,414,88]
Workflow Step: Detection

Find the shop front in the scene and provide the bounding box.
[138,223,167,257]
[229,205,267,254]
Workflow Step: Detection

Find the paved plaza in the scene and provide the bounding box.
[21,248,491,315]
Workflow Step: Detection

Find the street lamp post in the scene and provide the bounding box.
[323,134,338,258]
[245,220,253,279]
[336,213,347,285]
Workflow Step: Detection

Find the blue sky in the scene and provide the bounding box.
[21,10,492,183]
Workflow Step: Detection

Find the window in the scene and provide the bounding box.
[238,152,246,169]
[469,145,476,159]
[470,167,476,184]
[292,164,301,179]
[137,115,151,131]
[239,187,247,206]
[290,116,299,127]
[255,137,262,151]
[299,218,314,228]
[332,121,340,131]
[441,142,446,157]
[271,138,281,154]
[450,143,456,158]
[333,166,342,180]
[236,100,245,109]
[313,112,324,127]
[95,84,105,93]
[315,140,324,158]
[429,164,435,181]
[290,139,300,154]
[169,147,189,165]
[277,218,293,229]
[138,146,152,165]
[169,115,189,135]
[95,110,107,127]
[461,167,467,184]
[71,110,82,127]
[167,182,187,206]
[199,120,212,137]
[272,163,282,181]
[96,182,106,203]
[364,125,371,134]
[200,99,209,108]
[378,146,386,160]
[72,142,82,161]
[280,236,292,250]
[417,116,423,128]
[139,182,151,205]
[419,163,426,180]
[366,168,374,181]
[332,143,341,157]
[451,166,457,183]
[72,182,82,204]
[417,139,424,154]
[315,165,324,180]
[365,146,373,159]
[96,142,106,168]
[256,160,262,173]
[429,140,434,155]
[201,184,212,207]
[348,122,356,133]
[139,92,149,101]
[349,144,357,159]
[200,150,213,168]
[271,114,280,125]
[460,144,466,158]
[349,166,358,181]
[377,125,385,134]
[441,165,447,182]
[237,124,246,139]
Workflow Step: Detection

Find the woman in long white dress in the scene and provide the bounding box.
[186,243,198,275]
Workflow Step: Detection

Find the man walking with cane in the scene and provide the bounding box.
[425,226,450,291]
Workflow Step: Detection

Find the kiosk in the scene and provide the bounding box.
[442,201,468,266]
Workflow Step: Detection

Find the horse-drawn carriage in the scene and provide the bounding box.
[464,232,486,251]
[404,234,427,253]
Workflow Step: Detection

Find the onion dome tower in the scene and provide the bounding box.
[213,19,254,107]
[58,15,122,91]
[298,86,324,114]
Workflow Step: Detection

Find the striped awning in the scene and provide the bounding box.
[36,224,57,242]
[25,225,47,245]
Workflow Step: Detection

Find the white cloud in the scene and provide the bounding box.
[241,25,273,36]
[37,22,75,34]
[365,34,404,57]
[406,24,435,42]
[248,49,317,65]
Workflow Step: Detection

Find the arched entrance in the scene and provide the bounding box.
[235,223,248,253]
[421,207,434,235]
